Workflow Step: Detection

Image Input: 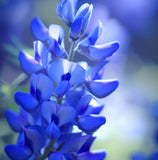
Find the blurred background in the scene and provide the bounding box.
[0,0,158,159]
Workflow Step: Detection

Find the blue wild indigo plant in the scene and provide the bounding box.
[5,0,119,159]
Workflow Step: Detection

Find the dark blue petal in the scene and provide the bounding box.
[75,152,106,160]
[58,134,91,153]
[31,17,49,41]
[6,109,29,132]
[49,24,65,44]
[85,79,119,98]
[55,80,71,99]
[49,152,64,160]
[70,62,85,85]
[19,51,43,75]
[33,41,48,67]
[48,59,70,83]
[49,38,65,57]
[88,42,119,61]
[77,95,92,115]
[15,92,39,112]
[5,145,32,160]
[30,73,54,101]
[79,137,96,153]
[69,17,83,41]
[41,101,58,123]
[76,115,106,133]
[66,88,84,107]
[46,121,60,139]
[58,105,76,127]
[24,126,46,152]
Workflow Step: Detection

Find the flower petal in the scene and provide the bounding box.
[46,121,60,139]
[48,59,70,83]
[85,79,119,98]
[40,101,58,123]
[76,115,106,133]
[49,152,64,160]
[58,105,76,127]
[75,152,106,160]
[19,51,43,75]
[69,62,85,85]
[88,42,119,61]
[6,109,29,132]
[5,145,32,160]
[31,17,49,41]
[33,41,48,67]
[49,24,65,44]
[15,91,39,112]
[30,73,54,101]
[55,80,71,99]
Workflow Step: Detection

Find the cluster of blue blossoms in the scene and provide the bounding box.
[5,0,119,160]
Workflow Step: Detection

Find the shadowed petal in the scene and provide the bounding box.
[15,92,39,112]
[6,109,29,132]
[31,17,49,41]
[76,115,106,133]
[24,126,46,152]
[85,79,119,98]
[5,145,32,160]
[19,51,43,75]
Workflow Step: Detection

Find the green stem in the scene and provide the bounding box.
[38,141,54,160]
[11,73,27,89]
[68,42,75,61]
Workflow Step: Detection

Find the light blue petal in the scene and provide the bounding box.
[5,145,32,160]
[49,152,64,160]
[40,101,58,123]
[46,121,60,139]
[19,51,43,75]
[85,79,119,98]
[88,42,119,61]
[70,62,85,85]
[48,59,70,83]
[6,109,29,132]
[33,41,48,67]
[31,17,49,41]
[61,0,74,26]
[55,80,71,99]
[75,3,89,19]
[56,0,65,21]
[49,25,65,44]
[58,105,76,127]
[76,152,106,160]
[24,126,46,152]
[15,92,39,112]
[76,115,106,133]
